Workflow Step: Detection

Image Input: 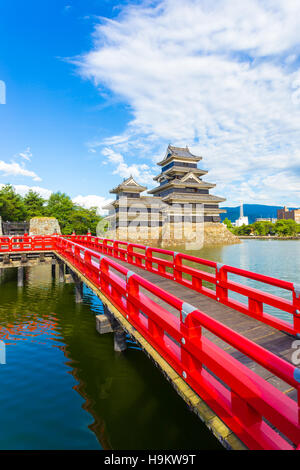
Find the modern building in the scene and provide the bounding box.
[103,145,238,247]
[234,202,249,227]
[277,206,300,224]
[255,218,277,223]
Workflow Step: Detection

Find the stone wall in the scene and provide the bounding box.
[203,222,240,246]
[29,217,61,236]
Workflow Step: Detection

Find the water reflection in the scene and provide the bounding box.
[0,264,221,450]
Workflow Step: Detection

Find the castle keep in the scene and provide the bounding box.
[103,145,238,247]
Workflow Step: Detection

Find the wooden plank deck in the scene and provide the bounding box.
[104,254,298,403]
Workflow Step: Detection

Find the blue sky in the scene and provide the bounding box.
[0,0,300,212]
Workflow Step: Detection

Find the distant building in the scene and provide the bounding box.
[277,206,300,224]
[234,202,249,227]
[255,218,277,223]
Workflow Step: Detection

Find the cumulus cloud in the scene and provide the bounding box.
[76,0,300,206]
[0,161,41,181]
[0,184,52,199]
[0,183,113,215]
[72,194,113,215]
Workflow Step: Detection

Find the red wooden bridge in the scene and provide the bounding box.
[1,234,300,450]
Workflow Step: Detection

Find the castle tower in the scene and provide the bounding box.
[103,176,162,241]
[102,146,239,247]
[148,145,226,222]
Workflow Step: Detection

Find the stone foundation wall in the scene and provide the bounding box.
[29,217,61,236]
[203,222,240,246]
[105,222,240,248]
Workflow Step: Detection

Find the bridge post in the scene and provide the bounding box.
[96,306,127,352]
[17,266,24,287]
[114,326,127,352]
[74,281,83,303]
[69,270,83,303]
[51,261,56,279]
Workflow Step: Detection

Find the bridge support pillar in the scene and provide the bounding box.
[96,311,116,334]
[58,261,65,283]
[74,281,83,303]
[17,266,24,287]
[51,261,56,279]
[96,306,127,352]
[114,327,127,352]
[69,270,83,303]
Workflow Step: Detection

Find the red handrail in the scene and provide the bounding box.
[54,237,300,450]
[1,234,300,449]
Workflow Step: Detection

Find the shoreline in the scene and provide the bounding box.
[238,236,300,240]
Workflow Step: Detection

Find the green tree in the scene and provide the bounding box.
[23,190,45,220]
[274,219,298,236]
[252,221,274,236]
[232,224,252,236]
[45,192,74,232]
[0,184,26,221]
[44,192,102,234]
[223,218,233,229]
[64,206,102,235]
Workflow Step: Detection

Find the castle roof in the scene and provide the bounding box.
[109,176,147,194]
[161,193,226,204]
[148,175,216,194]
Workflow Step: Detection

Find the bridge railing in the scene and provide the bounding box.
[68,235,300,336]
[54,236,300,450]
[0,235,56,252]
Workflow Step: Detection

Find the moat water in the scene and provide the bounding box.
[0,240,299,450]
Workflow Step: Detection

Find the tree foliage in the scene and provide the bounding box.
[23,190,45,219]
[228,219,300,237]
[0,185,26,221]
[0,185,103,235]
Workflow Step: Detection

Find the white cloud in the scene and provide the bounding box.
[0,161,41,181]
[72,194,113,215]
[76,0,300,206]
[0,183,113,215]
[102,147,155,185]
[18,147,32,161]
[0,184,52,199]
[13,185,52,199]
